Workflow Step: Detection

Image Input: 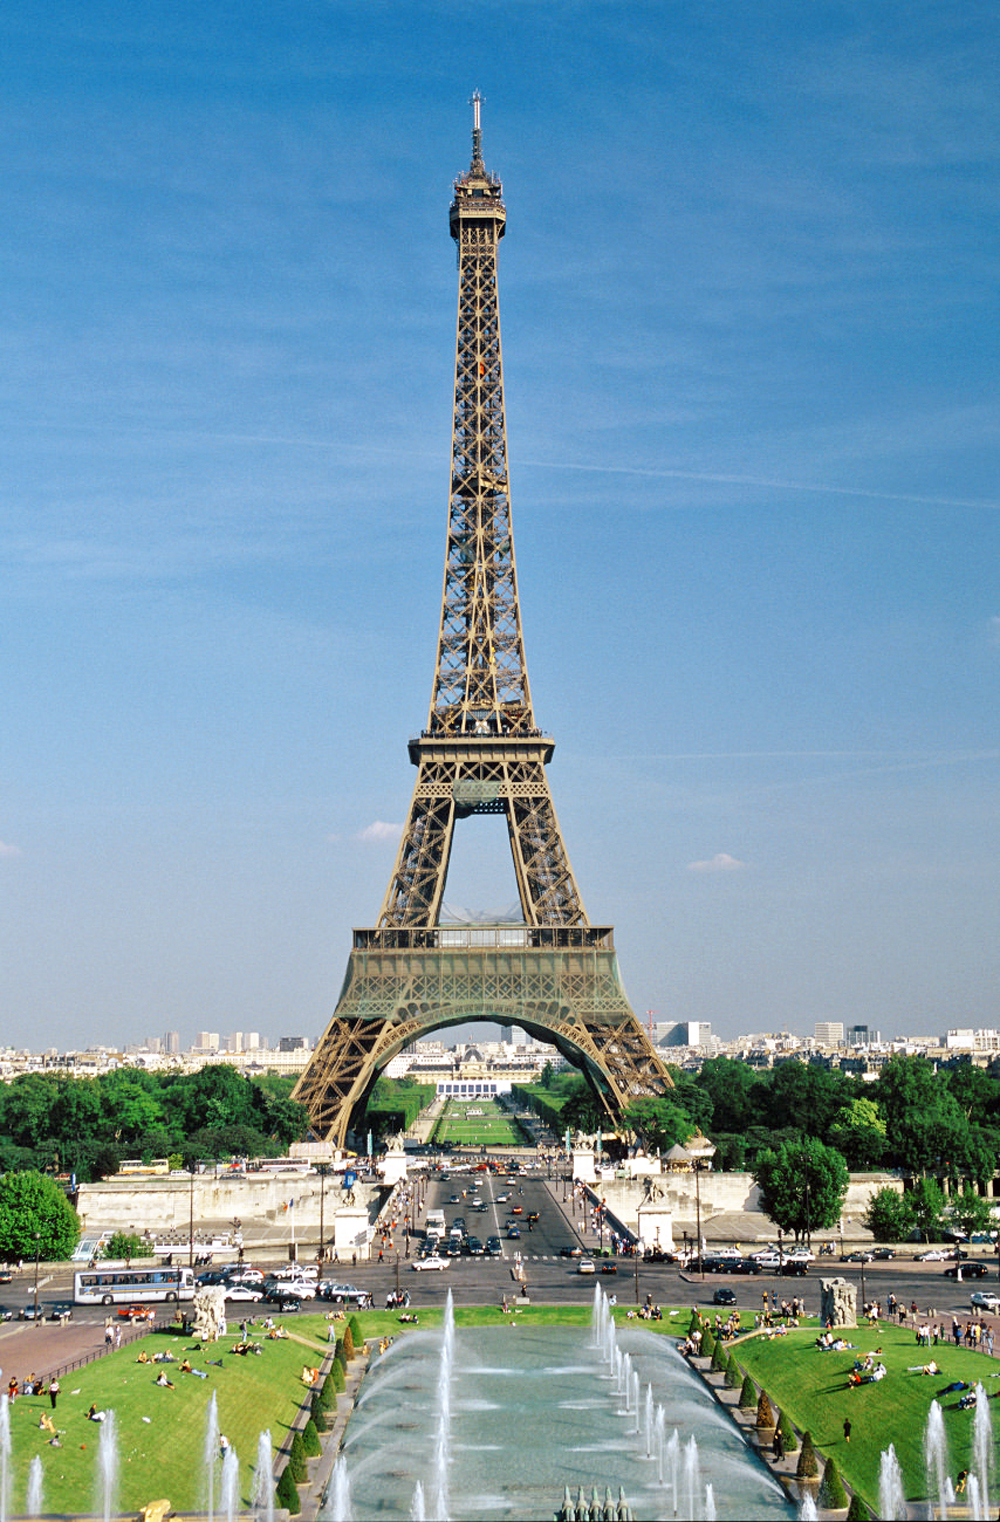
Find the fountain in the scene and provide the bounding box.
[203,1392,220,1522]
[0,1394,10,1522]
[326,1454,353,1522]
[923,1399,949,1520]
[252,1428,275,1522]
[96,1409,119,1522]
[338,1288,791,1519]
[25,1455,43,1518]
[974,1382,993,1516]
[797,1496,818,1521]
[878,1443,906,1521]
[705,1481,717,1521]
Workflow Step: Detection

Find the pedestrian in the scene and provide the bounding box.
[773,1426,784,1463]
[843,1418,851,1444]
[48,1378,60,1409]
[115,1327,122,1349]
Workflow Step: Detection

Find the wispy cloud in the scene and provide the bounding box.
[355,821,402,844]
[0,841,23,858]
[688,853,746,873]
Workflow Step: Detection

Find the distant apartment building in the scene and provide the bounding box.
[278,1035,311,1053]
[195,1032,220,1051]
[814,1021,844,1044]
[945,1028,1000,1052]
[163,1031,180,1054]
[655,1021,714,1049]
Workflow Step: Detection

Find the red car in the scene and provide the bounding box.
[117,1304,156,1321]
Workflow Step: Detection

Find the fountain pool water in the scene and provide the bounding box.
[878,1443,906,1521]
[252,1428,275,1522]
[325,1453,353,1522]
[0,1394,10,1522]
[923,1399,949,1520]
[974,1382,993,1516]
[340,1319,792,1519]
[25,1455,43,1518]
[221,1443,240,1522]
[96,1409,119,1522]
[203,1392,220,1522]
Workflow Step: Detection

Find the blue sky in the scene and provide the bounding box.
[2,1,998,1051]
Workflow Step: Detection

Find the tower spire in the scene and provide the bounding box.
[470,90,483,171]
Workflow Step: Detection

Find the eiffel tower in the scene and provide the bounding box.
[293,99,672,1146]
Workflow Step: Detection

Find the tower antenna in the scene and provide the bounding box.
[470,89,483,169]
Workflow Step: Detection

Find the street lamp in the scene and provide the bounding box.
[32,1232,41,1326]
[316,1163,329,1264]
[189,1167,195,1270]
[694,1160,705,1280]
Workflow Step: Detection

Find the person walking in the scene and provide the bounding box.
[48,1378,60,1409]
[843,1417,852,1445]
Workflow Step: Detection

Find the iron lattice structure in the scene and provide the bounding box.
[294,100,672,1145]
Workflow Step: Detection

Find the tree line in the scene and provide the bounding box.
[0,1065,309,1182]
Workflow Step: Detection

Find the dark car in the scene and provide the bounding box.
[780,1260,809,1276]
[485,1236,502,1257]
[872,1248,896,1261]
[48,1302,75,1321]
[643,1248,678,1265]
[0,1305,13,1322]
[507,1227,521,1240]
[945,1262,989,1279]
[732,1258,763,1275]
[713,1287,737,1306]
[18,1305,44,1321]
[466,1237,485,1256]
[559,1246,583,1259]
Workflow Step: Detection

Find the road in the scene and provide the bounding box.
[4,1164,1000,1360]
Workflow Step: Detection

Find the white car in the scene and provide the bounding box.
[970,1292,1000,1313]
[224,1285,263,1301]
[918,1249,950,1262]
[577,1259,596,1275]
[412,1255,450,1272]
[750,1252,781,1269]
[785,1249,815,1264]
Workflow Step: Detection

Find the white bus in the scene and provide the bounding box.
[73,1264,196,1306]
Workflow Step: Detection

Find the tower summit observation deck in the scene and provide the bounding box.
[293,100,672,1147]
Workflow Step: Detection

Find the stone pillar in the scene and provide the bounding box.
[820,1276,857,1328]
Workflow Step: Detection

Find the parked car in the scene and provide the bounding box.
[713,1287,737,1306]
[0,1305,12,1322]
[47,1302,75,1320]
[18,1306,44,1321]
[970,1291,1000,1312]
[412,1255,450,1272]
[945,1262,989,1279]
[731,1258,763,1275]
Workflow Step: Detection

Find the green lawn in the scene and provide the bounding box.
[3,1315,334,1514]
[735,1322,1000,1510]
[431,1098,526,1147]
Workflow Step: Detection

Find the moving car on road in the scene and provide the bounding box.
[970,1291,1000,1312]
[577,1259,596,1275]
[713,1288,738,1306]
[412,1255,450,1272]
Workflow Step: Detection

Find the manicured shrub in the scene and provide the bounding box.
[319,1371,339,1408]
[310,1391,325,1430]
[349,1314,363,1347]
[846,1492,871,1520]
[711,1337,727,1373]
[288,1430,308,1484]
[342,1323,355,1359]
[819,1455,848,1509]
[276,1464,300,1514]
[776,1408,798,1453]
[330,1358,346,1394]
[687,1309,702,1336]
[796,1431,819,1480]
[302,1417,322,1459]
[724,1352,742,1389]
[700,1326,715,1360]
[738,1373,757,1409]
[335,1340,348,1373]
[755,1390,775,1429]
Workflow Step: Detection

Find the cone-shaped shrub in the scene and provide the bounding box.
[738,1373,757,1409]
[819,1455,848,1509]
[796,1431,819,1479]
[335,1339,348,1372]
[776,1408,798,1453]
[755,1390,776,1429]
[288,1430,308,1484]
[349,1313,364,1347]
[302,1417,321,1459]
[342,1323,355,1358]
[724,1352,742,1389]
[846,1492,871,1520]
[700,1326,715,1360]
[687,1309,702,1336]
[330,1358,346,1393]
[276,1465,300,1514]
[310,1391,326,1431]
[319,1370,339,1408]
[711,1336,728,1373]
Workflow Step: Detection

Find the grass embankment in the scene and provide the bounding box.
[735,1322,1000,1511]
[430,1097,527,1147]
[4,1314,334,1514]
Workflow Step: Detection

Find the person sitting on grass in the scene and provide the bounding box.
[87,1405,107,1422]
[136,1351,150,1364]
[154,1372,174,1389]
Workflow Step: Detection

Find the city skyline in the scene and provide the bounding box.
[3,2,998,1050]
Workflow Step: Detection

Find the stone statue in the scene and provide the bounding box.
[819,1276,857,1328]
[191,1285,227,1342]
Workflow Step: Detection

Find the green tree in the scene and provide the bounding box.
[950,1186,995,1238]
[946,1063,1000,1124]
[819,1455,848,1508]
[908,1176,946,1241]
[104,1230,144,1260]
[738,1373,757,1409]
[776,1408,798,1453]
[828,1098,887,1170]
[877,1055,971,1177]
[539,1061,556,1089]
[622,1098,695,1153]
[695,1057,757,1134]
[796,1431,819,1480]
[864,1187,915,1243]
[753,1061,851,1141]
[0,1171,80,1261]
[752,1137,849,1243]
[559,1077,605,1134]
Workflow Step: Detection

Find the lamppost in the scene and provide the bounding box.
[694,1160,705,1280]
[316,1163,329,1264]
[189,1166,195,1270]
[32,1231,41,1326]
[395,1252,401,1303]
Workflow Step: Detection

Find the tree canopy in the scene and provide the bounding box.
[0,1171,80,1261]
[752,1138,849,1243]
